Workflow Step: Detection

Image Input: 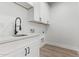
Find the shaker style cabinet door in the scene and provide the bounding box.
[26,39,40,57]
[33,2,40,21]
[33,2,49,23]
[39,2,49,23]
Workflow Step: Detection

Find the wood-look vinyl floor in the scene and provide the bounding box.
[40,44,79,57]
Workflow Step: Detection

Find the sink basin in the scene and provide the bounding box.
[13,34,28,37]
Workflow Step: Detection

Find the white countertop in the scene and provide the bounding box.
[0,33,40,44]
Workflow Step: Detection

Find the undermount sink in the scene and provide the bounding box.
[13,34,28,37]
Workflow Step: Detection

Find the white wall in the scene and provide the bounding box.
[46,2,79,51]
[0,2,46,37]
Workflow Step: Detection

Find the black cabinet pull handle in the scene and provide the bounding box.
[27,47,30,54]
[25,48,27,56]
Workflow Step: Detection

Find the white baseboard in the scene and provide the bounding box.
[46,41,79,52]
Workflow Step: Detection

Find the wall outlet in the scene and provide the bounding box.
[42,31,44,34]
[30,28,35,33]
[41,37,44,43]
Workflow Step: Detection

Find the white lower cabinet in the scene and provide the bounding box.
[26,40,40,57]
[0,36,41,57]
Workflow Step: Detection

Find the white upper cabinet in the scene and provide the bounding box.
[32,2,50,25]
[15,2,34,10]
[33,2,40,21]
[39,2,50,24]
[27,2,34,7]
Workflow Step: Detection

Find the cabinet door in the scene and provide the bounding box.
[39,2,49,23]
[34,2,40,21]
[26,39,40,57]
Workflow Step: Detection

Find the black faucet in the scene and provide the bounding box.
[14,17,22,35]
